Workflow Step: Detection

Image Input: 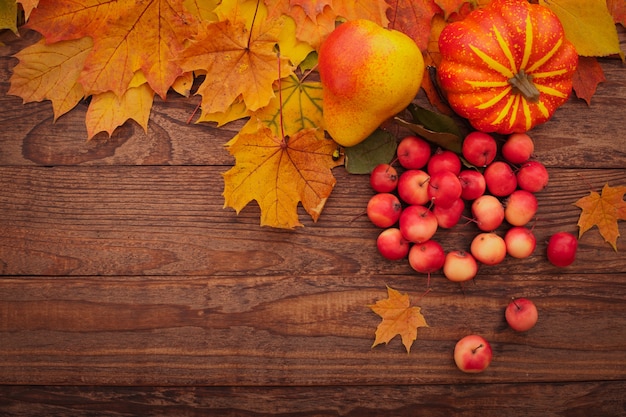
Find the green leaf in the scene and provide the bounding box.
[395,103,465,154]
[344,129,397,174]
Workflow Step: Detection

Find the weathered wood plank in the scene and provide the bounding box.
[1,382,625,417]
[0,273,625,386]
[1,166,624,277]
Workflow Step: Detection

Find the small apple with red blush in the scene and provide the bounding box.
[504,189,538,227]
[462,131,497,167]
[458,169,486,200]
[397,169,431,206]
[397,135,431,170]
[428,170,462,208]
[369,163,398,193]
[484,161,517,197]
[454,334,493,373]
[433,198,465,228]
[547,231,578,267]
[399,205,438,243]
[367,193,402,228]
[376,228,410,260]
[505,297,538,332]
[443,250,478,283]
[504,226,536,259]
[408,240,445,286]
[502,132,534,164]
[517,161,549,193]
[471,195,505,231]
[427,148,461,175]
[471,232,506,266]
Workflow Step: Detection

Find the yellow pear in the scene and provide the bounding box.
[318,19,424,147]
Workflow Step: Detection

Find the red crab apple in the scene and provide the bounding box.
[470,232,507,266]
[443,250,478,282]
[459,169,486,200]
[502,132,534,164]
[427,148,461,175]
[505,297,538,332]
[370,163,398,193]
[547,231,578,267]
[397,169,430,206]
[504,189,538,226]
[397,135,431,169]
[517,161,549,193]
[454,335,493,373]
[408,240,445,284]
[433,198,465,228]
[399,205,438,243]
[367,193,402,228]
[462,131,497,167]
[504,226,536,259]
[428,170,462,208]
[376,228,410,260]
[484,161,517,197]
[471,195,505,231]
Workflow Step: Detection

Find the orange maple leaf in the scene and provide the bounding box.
[607,0,626,26]
[385,0,441,51]
[290,0,331,19]
[9,37,92,120]
[574,183,626,251]
[222,125,341,229]
[572,56,606,105]
[433,0,469,19]
[178,5,293,117]
[369,286,429,353]
[26,0,197,99]
[333,0,389,27]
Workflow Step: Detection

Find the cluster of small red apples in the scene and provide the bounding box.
[367,132,579,373]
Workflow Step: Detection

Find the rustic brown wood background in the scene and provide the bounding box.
[1,26,625,416]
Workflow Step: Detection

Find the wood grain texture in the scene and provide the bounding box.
[1,383,625,417]
[1,26,626,415]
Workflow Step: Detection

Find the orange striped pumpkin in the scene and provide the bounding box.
[437,0,578,134]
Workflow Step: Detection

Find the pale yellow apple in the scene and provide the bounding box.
[318,19,424,147]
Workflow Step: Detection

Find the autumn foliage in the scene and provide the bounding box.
[4,0,625,228]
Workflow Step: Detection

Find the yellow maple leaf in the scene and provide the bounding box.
[9,37,93,121]
[574,183,626,251]
[197,97,251,126]
[1,0,18,33]
[178,0,293,117]
[183,0,220,22]
[251,75,323,137]
[222,125,341,228]
[85,72,154,138]
[540,0,623,58]
[26,0,198,98]
[369,286,429,354]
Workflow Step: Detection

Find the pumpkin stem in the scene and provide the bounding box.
[508,70,540,103]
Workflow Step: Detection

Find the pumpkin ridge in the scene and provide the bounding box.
[469,44,514,78]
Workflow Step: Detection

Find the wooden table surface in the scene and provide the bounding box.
[1,27,625,416]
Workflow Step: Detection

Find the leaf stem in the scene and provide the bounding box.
[277,49,286,145]
[247,0,261,49]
